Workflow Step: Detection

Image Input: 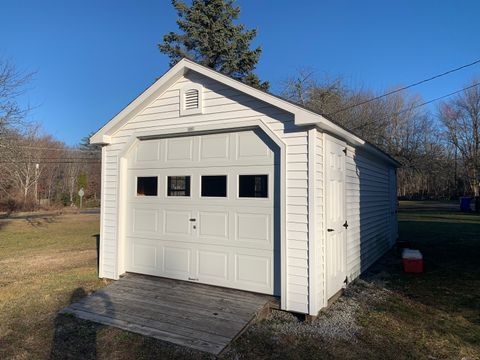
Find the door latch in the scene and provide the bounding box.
[343,221,349,229]
[189,218,196,222]
[327,228,335,232]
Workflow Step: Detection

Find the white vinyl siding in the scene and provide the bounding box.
[100,72,310,313]
[345,146,396,281]
[310,129,326,313]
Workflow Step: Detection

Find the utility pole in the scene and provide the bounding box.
[35,163,39,205]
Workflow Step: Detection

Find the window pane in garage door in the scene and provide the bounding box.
[239,175,268,198]
[167,176,191,196]
[201,175,227,197]
[137,177,158,196]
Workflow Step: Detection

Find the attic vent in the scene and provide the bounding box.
[180,84,203,116]
[184,89,199,110]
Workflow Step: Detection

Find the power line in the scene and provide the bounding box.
[0,160,101,164]
[372,81,480,125]
[0,144,96,152]
[327,58,480,115]
[0,159,100,163]
[0,156,100,161]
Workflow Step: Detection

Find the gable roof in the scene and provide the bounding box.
[90,58,399,167]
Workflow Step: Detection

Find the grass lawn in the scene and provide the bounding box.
[0,206,479,359]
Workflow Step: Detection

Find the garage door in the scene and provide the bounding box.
[125,129,279,295]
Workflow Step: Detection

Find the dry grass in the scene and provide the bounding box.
[0,215,105,359]
[1,206,479,359]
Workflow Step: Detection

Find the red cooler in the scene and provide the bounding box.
[402,249,423,273]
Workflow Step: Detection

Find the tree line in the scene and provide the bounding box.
[0,59,101,213]
[281,70,480,199]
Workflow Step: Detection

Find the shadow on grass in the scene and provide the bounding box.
[26,216,59,227]
[50,288,111,360]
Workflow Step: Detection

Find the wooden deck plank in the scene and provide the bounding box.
[72,295,244,337]
[62,308,225,354]
[123,273,272,304]
[66,302,231,345]
[109,283,265,317]
[91,288,254,324]
[61,273,276,355]
[116,277,269,307]
[104,282,261,317]
[79,290,250,327]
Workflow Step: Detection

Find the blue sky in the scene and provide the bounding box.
[1,0,479,145]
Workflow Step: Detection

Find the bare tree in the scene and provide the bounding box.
[281,70,456,199]
[0,58,33,137]
[439,80,480,196]
[63,154,81,205]
[1,128,42,206]
[0,58,102,211]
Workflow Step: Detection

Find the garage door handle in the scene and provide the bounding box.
[189,218,196,222]
[327,228,335,232]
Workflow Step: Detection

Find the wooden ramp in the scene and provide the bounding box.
[61,273,277,355]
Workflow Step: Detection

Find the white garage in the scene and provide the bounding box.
[91,58,399,316]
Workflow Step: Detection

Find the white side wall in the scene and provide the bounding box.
[345,145,397,281]
[100,71,310,313]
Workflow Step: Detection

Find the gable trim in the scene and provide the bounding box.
[91,58,399,167]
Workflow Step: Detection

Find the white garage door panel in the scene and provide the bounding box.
[164,247,191,276]
[199,133,230,160]
[236,131,272,160]
[126,130,277,295]
[132,243,157,269]
[165,137,194,161]
[235,253,270,286]
[197,250,228,281]
[163,210,193,236]
[130,130,277,169]
[236,212,270,242]
[136,141,160,162]
[198,211,229,239]
[126,238,274,294]
[132,209,158,234]
[128,205,273,250]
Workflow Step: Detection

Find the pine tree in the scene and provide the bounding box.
[159,0,269,91]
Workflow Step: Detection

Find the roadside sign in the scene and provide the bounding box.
[78,188,85,208]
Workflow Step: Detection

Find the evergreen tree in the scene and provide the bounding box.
[159,0,269,91]
[79,132,101,158]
